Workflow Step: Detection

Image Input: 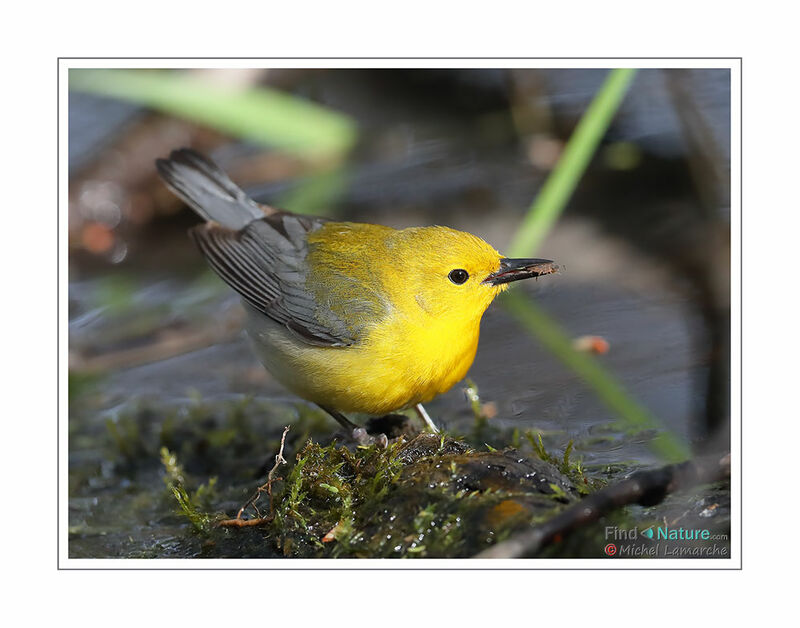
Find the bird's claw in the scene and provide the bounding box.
[351,428,388,449]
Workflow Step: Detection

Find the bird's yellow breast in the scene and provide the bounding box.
[348,300,483,413]
[246,303,482,415]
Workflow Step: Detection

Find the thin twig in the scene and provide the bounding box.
[475,452,730,558]
[218,425,290,528]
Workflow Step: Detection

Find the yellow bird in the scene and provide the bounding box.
[157,149,557,437]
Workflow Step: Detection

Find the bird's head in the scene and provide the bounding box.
[387,226,558,324]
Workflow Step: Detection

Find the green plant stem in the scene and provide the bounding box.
[503,291,690,462]
[508,68,636,257]
[503,68,690,462]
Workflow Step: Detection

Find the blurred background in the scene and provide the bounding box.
[67,68,731,557]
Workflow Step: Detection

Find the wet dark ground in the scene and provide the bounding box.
[67,68,731,558]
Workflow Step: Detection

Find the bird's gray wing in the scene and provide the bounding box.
[190,212,357,347]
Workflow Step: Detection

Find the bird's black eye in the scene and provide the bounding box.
[448,269,469,285]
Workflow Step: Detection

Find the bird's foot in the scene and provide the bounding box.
[351,427,388,449]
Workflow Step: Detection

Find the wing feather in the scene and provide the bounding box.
[190,215,356,347]
[157,149,358,347]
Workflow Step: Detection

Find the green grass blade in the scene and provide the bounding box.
[508,68,636,257]
[69,69,357,159]
[503,291,690,462]
[502,68,690,461]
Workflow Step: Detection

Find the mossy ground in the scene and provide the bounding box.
[151,413,585,558]
[69,377,729,558]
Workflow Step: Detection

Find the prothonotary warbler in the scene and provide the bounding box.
[157,149,558,438]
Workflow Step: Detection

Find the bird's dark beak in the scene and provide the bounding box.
[483,258,559,286]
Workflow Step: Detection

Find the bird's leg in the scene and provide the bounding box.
[319,405,359,431]
[318,405,388,448]
[414,403,439,433]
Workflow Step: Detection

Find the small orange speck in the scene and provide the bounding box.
[322,522,342,543]
[572,335,610,355]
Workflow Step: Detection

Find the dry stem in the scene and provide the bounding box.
[218,425,290,528]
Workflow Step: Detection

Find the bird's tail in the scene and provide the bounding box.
[156,148,270,230]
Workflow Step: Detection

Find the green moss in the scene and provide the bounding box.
[159,447,221,534]
[71,375,726,558]
[75,380,654,558]
[94,389,612,557]
[246,433,580,557]
[525,431,603,495]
